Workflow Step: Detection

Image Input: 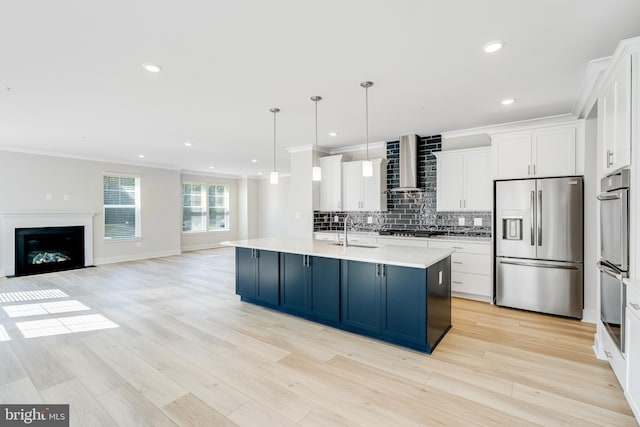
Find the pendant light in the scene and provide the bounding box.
[361,81,373,177]
[311,96,322,181]
[269,107,280,184]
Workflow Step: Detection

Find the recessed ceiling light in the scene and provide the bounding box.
[138,154,145,159]
[142,63,162,73]
[501,98,515,105]
[251,159,257,163]
[258,172,263,176]
[184,142,192,147]
[483,41,504,53]
[328,132,338,137]
[208,166,215,169]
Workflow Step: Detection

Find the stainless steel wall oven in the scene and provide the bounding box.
[597,169,630,354]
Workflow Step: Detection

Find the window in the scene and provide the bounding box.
[182,183,230,232]
[182,183,206,232]
[103,175,141,239]
[208,184,229,230]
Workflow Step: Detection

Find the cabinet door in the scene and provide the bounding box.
[492,133,532,179]
[255,250,279,305]
[601,81,616,171]
[280,253,307,313]
[320,156,343,211]
[532,127,576,177]
[236,247,256,298]
[308,256,340,322]
[341,260,380,332]
[627,304,640,419]
[436,153,464,211]
[612,56,631,171]
[342,161,363,211]
[381,264,426,344]
[463,149,491,211]
[362,159,387,211]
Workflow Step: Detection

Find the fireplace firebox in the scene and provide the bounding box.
[15,226,85,276]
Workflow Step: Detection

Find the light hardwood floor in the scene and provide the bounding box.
[0,247,636,426]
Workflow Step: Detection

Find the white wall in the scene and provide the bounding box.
[0,150,181,266]
[257,175,291,238]
[237,177,260,240]
[288,149,315,238]
[180,173,240,251]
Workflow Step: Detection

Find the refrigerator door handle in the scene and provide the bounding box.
[537,190,542,247]
[530,190,535,246]
[499,259,579,270]
[597,192,621,201]
[597,261,622,279]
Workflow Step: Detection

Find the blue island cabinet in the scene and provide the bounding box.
[280,253,340,323]
[341,257,451,352]
[235,247,279,306]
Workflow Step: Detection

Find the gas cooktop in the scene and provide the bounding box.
[378,229,446,238]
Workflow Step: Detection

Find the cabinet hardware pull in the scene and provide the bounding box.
[381,264,385,277]
[452,261,463,264]
[528,165,531,175]
[452,281,463,284]
[452,246,463,249]
[604,350,612,358]
[631,303,640,310]
[533,164,536,175]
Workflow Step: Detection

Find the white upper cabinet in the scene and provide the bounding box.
[319,154,350,211]
[342,159,387,211]
[600,54,632,173]
[435,147,491,211]
[492,124,578,179]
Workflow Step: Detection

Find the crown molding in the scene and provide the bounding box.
[572,56,610,119]
[328,141,386,155]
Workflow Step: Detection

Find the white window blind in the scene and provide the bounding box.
[182,183,230,232]
[103,175,140,239]
[182,183,206,232]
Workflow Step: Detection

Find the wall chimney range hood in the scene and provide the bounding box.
[391,134,422,192]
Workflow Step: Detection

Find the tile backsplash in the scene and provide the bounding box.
[313,135,492,237]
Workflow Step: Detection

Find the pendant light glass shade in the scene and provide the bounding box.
[269,107,280,185]
[361,81,373,177]
[311,96,322,181]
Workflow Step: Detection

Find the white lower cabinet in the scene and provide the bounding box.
[626,282,640,420]
[428,239,491,301]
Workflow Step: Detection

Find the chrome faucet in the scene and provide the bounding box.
[343,213,352,247]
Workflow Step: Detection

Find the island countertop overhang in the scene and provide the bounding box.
[224,237,453,269]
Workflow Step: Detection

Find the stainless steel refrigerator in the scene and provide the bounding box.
[495,177,583,319]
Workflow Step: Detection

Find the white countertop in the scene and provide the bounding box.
[225,237,453,269]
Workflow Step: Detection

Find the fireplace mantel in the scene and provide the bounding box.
[0,211,96,276]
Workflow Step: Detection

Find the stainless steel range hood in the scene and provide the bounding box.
[391,134,422,192]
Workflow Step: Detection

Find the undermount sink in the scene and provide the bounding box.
[330,242,380,249]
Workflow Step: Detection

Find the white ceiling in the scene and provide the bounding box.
[1,1,639,177]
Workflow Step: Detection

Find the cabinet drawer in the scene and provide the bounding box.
[600,322,626,386]
[429,240,491,255]
[451,252,490,275]
[314,232,338,241]
[376,237,429,248]
[627,282,640,309]
[451,272,491,296]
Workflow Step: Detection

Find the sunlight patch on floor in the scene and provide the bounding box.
[0,289,69,303]
[15,314,119,338]
[3,300,90,318]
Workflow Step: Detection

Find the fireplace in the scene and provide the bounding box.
[15,226,85,276]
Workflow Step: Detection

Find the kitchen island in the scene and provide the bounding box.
[226,237,453,353]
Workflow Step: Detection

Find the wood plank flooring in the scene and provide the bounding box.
[0,247,636,426]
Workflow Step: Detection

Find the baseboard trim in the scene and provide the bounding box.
[181,243,226,252]
[94,250,181,265]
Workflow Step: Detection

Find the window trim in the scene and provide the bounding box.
[182,181,230,233]
[103,173,142,240]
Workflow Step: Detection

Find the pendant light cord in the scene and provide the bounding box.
[273,110,277,172]
[315,99,319,164]
[364,84,370,161]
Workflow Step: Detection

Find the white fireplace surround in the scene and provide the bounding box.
[1,212,95,276]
